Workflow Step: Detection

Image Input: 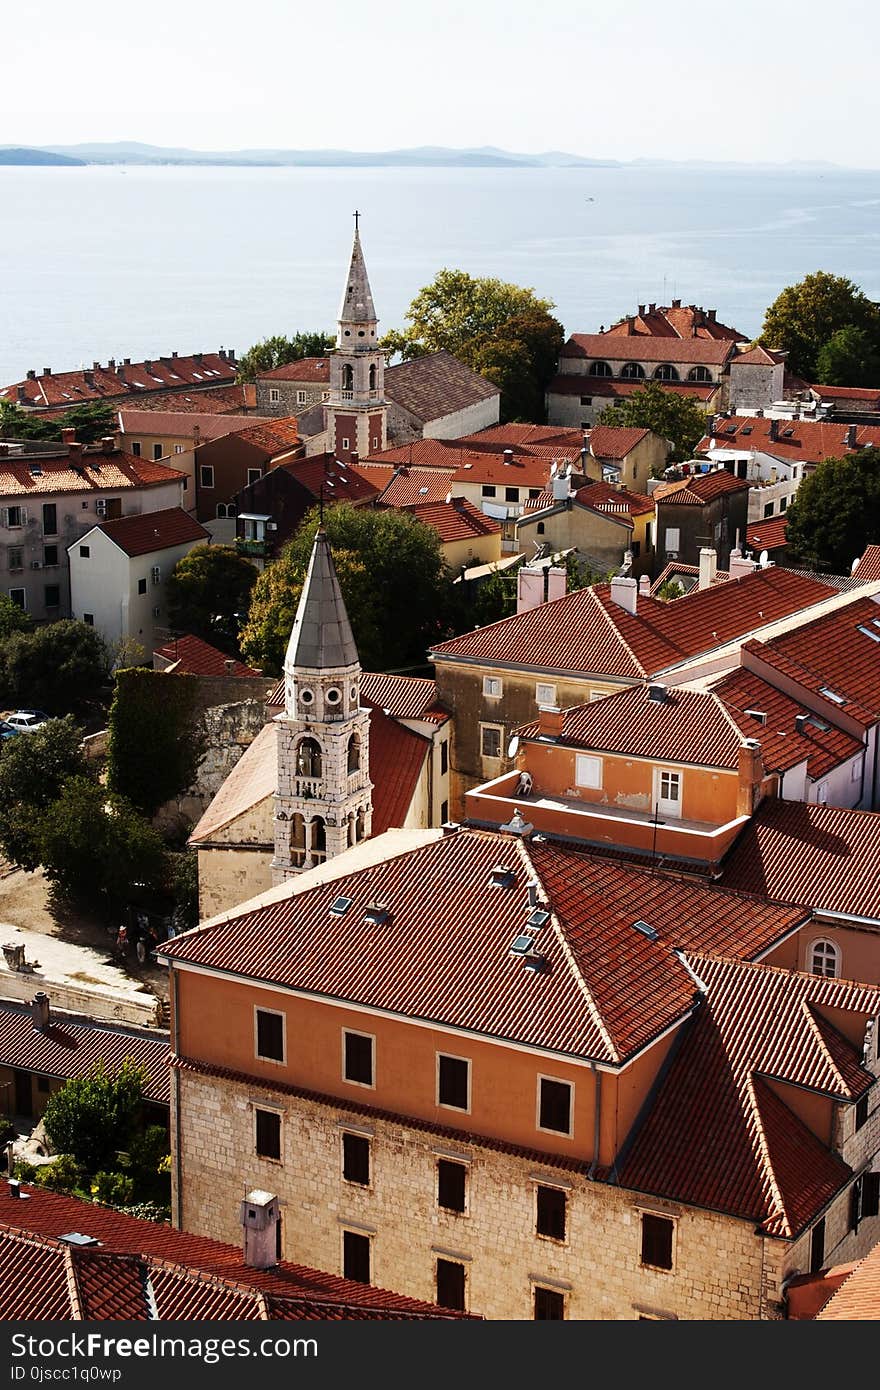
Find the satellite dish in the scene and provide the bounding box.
[507,735,520,759]
[759,549,769,568]
[852,556,861,573]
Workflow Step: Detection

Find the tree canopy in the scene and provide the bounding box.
[815,326,880,389]
[760,271,880,381]
[107,668,206,816]
[36,776,167,910]
[240,504,452,674]
[0,717,87,870]
[165,544,258,654]
[382,270,564,422]
[0,399,117,445]
[43,1060,147,1173]
[236,332,335,383]
[597,380,703,466]
[0,594,33,640]
[784,447,880,573]
[0,619,110,712]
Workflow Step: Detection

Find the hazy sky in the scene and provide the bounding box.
[4,0,878,166]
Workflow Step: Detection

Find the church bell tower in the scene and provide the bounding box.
[326,213,388,464]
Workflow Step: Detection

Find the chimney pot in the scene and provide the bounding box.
[101,436,114,454]
[537,704,564,739]
[239,1190,281,1269]
[172,350,178,358]
[638,574,651,596]
[707,309,717,322]
[846,424,857,448]
[768,418,779,442]
[638,304,645,316]
[698,547,718,590]
[26,370,36,381]
[108,359,116,370]
[30,992,50,1030]
[609,575,638,614]
[16,386,26,404]
[124,358,131,366]
[42,367,51,377]
[648,302,656,314]
[350,451,359,466]
[672,298,681,309]
[61,427,76,445]
[93,361,101,371]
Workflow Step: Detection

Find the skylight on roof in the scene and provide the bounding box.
[364,902,389,926]
[490,865,515,888]
[783,427,794,437]
[632,920,658,941]
[741,425,752,435]
[510,933,537,957]
[857,624,880,643]
[526,909,550,931]
[329,895,352,916]
[819,687,846,704]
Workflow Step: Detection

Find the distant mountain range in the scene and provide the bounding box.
[0,142,846,171]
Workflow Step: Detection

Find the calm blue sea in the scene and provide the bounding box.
[2,163,879,387]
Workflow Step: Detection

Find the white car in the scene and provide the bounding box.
[3,710,50,734]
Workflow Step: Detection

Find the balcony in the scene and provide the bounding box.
[235,537,270,559]
[340,390,355,401]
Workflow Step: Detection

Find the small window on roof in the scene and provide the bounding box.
[329,895,352,916]
[819,687,846,705]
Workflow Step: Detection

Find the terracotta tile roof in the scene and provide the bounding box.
[458,424,585,449]
[720,799,880,923]
[362,439,464,469]
[561,334,737,366]
[164,829,803,1066]
[430,568,835,680]
[650,561,730,596]
[700,415,880,463]
[451,453,553,490]
[256,356,331,384]
[125,385,255,414]
[746,595,880,724]
[812,383,880,406]
[587,425,650,459]
[816,1242,880,1319]
[0,353,236,408]
[229,417,301,457]
[746,516,789,552]
[0,1001,169,1102]
[359,671,448,724]
[617,954,877,1235]
[732,345,785,366]
[385,350,499,423]
[521,483,635,528]
[401,498,501,543]
[374,467,457,507]
[711,666,862,781]
[853,544,880,583]
[274,453,379,504]
[361,704,429,834]
[0,1189,461,1320]
[153,633,262,678]
[0,446,186,498]
[603,304,745,342]
[577,480,655,516]
[784,1261,860,1319]
[516,683,744,770]
[118,410,256,442]
[547,374,719,401]
[93,507,210,558]
[654,470,749,504]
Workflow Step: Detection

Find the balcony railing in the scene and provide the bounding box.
[236,537,270,558]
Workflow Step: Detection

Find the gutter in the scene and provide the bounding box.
[587,1062,602,1179]
[170,967,184,1231]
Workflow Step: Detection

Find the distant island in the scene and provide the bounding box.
[0,147,85,166]
[0,142,620,169]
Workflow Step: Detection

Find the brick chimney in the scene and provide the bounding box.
[768,418,779,442]
[101,436,114,454]
[638,304,645,316]
[42,367,51,376]
[698,547,718,590]
[239,1190,280,1269]
[846,425,857,448]
[671,298,681,309]
[83,370,94,388]
[108,358,116,370]
[538,705,564,739]
[16,386,26,404]
[26,370,36,381]
[609,575,638,614]
[707,309,717,322]
[737,739,765,817]
[60,427,76,445]
[350,451,359,466]
[30,992,50,1030]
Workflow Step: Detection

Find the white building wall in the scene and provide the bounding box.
[69,532,204,657]
[423,395,500,440]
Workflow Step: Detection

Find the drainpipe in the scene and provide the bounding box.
[171,967,184,1230]
[587,1062,602,1179]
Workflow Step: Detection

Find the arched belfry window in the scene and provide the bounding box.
[342,364,354,391]
[296,737,322,778]
[369,363,377,390]
[347,732,361,774]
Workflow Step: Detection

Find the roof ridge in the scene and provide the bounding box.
[710,691,751,746]
[63,1242,85,1320]
[747,1074,794,1237]
[802,1003,860,1098]
[591,587,647,676]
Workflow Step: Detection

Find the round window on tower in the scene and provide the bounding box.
[299,689,314,707]
[326,687,342,705]
[349,684,359,704]
[358,330,365,337]
[344,330,351,337]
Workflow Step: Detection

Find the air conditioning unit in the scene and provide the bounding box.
[95,500,107,517]
[30,560,41,570]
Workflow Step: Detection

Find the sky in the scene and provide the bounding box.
[3,0,879,166]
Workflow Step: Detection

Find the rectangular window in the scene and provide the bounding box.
[528,488,541,499]
[534,1286,565,1320]
[645,523,653,548]
[536,682,557,705]
[247,468,262,486]
[575,754,602,790]
[480,725,502,759]
[440,741,448,775]
[79,544,90,559]
[341,437,350,450]
[504,486,519,503]
[482,676,502,698]
[536,1185,567,1241]
[137,577,147,595]
[151,565,161,585]
[538,1077,572,1136]
[8,548,23,572]
[481,485,497,498]
[342,1132,370,1186]
[6,506,24,529]
[810,1217,826,1273]
[343,1030,374,1087]
[780,495,788,511]
[255,1007,285,1063]
[43,545,58,567]
[254,1108,281,1161]
[658,769,682,804]
[296,390,307,404]
[342,1230,371,1284]
[437,1054,470,1111]
[440,800,449,823]
[269,388,280,404]
[579,395,592,407]
[42,503,57,536]
[130,441,141,457]
[641,1213,674,1270]
[83,613,94,626]
[435,1259,466,1312]
[855,1093,869,1130]
[44,584,60,609]
[153,444,163,461]
[200,465,214,489]
[9,588,25,610]
[174,444,184,454]
[664,527,680,553]
[862,1171,880,1219]
[437,1159,467,1214]
[763,501,774,518]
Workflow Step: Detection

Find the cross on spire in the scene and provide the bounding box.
[353,209,360,231]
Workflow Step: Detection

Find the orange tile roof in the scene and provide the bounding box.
[457,423,583,449]
[0,1002,168,1103]
[373,467,457,507]
[547,373,719,401]
[517,684,744,770]
[361,704,429,834]
[118,409,256,442]
[230,417,301,456]
[154,633,262,678]
[562,334,737,366]
[746,595,880,724]
[700,415,880,463]
[0,446,185,498]
[0,1189,460,1320]
[711,666,862,781]
[853,544,880,583]
[430,567,835,680]
[451,453,553,490]
[746,516,789,552]
[274,454,379,504]
[577,480,655,516]
[650,561,730,595]
[402,498,501,543]
[812,383,880,406]
[363,439,463,469]
[359,671,448,724]
[256,356,331,383]
[720,799,880,923]
[587,425,650,459]
[654,470,749,504]
[94,507,210,557]
[816,1242,880,1319]
[603,304,745,342]
[1,352,236,408]
[617,954,877,1235]
[732,345,785,366]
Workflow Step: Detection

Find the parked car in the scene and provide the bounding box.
[3,710,50,734]
[0,720,19,740]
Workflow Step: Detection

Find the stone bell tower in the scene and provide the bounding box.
[326,213,387,464]
[272,527,373,883]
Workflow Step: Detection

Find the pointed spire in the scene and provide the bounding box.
[285,528,359,672]
[338,221,377,327]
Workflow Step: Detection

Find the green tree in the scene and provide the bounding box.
[382,270,564,422]
[241,505,451,674]
[0,716,88,870]
[597,380,703,466]
[760,271,880,380]
[0,620,109,712]
[37,777,166,910]
[0,399,117,445]
[815,325,880,388]
[785,447,880,573]
[42,1059,147,1173]
[166,849,199,934]
[107,669,205,816]
[0,594,33,640]
[165,544,258,653]
[236,331,335,383]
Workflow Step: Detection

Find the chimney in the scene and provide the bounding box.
[30,992,50,1030]
[93,361,101,371]
[26,369,36,381]
[116,365,126,379]
[545,566,567,603]
[729,550,758,582]
[172,350,179,359]
[60,427,76,445]
[192,425,201,445]
[144,360,152,373]
[768,418,779,442]
[737,739,765,817]
[108,358,116,370]
[218,349,226,361]
[228,349,235,361]
[637,304,645,316]
[846,425,857,448]
[538,705,564,739]
[502,448,514,466]
[83,370,94,388]
[239,1190,280,1269]
[551,466,571,501]
[647,682,668,703]
[609,576,638,614]
[224,659,236,673]
[698,547,718,590]
[194,352,203,365]
[707,309,717,322]
[4,1142,13,1179]
[42,367,51,377]
[639,574,651,596]
[101,436,114,454]
[795,713,809,734]
[124,358,131,366]
[626,317,634,335]
[648,302,656,314]
[672,298,681,309]
[16,386,26,404]
[68,442,83,459]
[517,567,547,613]
[350,451,359,466]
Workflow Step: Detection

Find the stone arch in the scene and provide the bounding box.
[342,363,354,391]
[311,815,327,860]
[296,736,322,778]
[347,731,361,774]
[588,361,612,377]
[688,366,712,382]
[653,364,680,381]
[620,362,646,380]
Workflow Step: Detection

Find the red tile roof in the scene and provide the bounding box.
[720,798,880,923]
[711,666,862,781]
[361,705,429,835]
[617,954,877,1235]
[1,353,236,408]
[746,515,789,552]
[816,1242,880,1319]
[374,468,458,508]
[853,544,880,583]
[94,507,210,557]
[744,595,880,725]
[384,350,500,422]
[430,567,835,681]
[122,385,255,415]
[256,356,331,383]
[360,671,448,724]
[516,683,744,770]
[118,410,256,443]
[561,334,737,366]
[401,498,501,543]
[273,454,379,504]
[451,453,554,490]
[229,417,301,457]
[363,439,464,469]
[577,480,656,516]
[0,1003,168,1103]
[699,415,880,463]
[164,829,804,1067]
[0,1189,461,1320]
[603,304,745,342]
[587,425,651,459]
[654,470,749,505]
[650,561,730,596]
[731,345,785,366]
[154,634,262,678]
[0,446,186,498]
[547,374,719,401]
[458,424,583,449]
[812,383,880,406]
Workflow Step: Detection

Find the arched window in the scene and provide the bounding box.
[342,364,354,391]
[810,939,840,978]
[588,361,612,377]
[654,364,680,381]
[311,816,326,857]
[620,362,646,380]
[687,366,712,382]
[347,732,361,774]
[368,363,377,390]
[356,808,366,842]
[296,737,322,778]
[216,503,228,518]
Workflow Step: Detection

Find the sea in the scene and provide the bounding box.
[2,163,880,387]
